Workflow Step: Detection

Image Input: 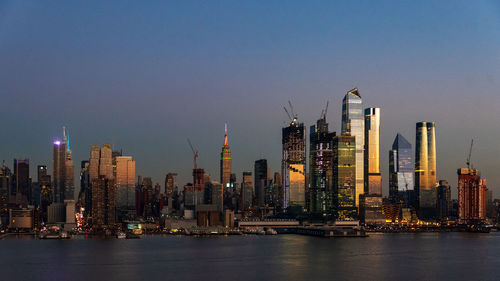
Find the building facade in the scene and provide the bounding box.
[457,168,487,224]
[220,124,232,189]
[341,88,364,207]
[282,118,306,209]
[389,133,415,207]
[415,122,437,219]
[332,135,357,220]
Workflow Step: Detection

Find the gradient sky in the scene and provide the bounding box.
[1,1,499,198]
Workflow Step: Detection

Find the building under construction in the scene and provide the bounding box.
[457,168,487,224]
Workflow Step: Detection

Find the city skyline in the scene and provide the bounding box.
[1,1,499,198]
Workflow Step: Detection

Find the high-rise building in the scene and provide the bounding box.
[63,127,75,201]
[78,161,91,217]
[457,168,487,224]
[389,133,415,207]
[89,145,100,181]
[282,117,306,209]
[364,108,381,195]
[91,176,116,228]
[99,144,114,179]
[415,122,437,219]
[241,171,253,211]
[53,139,66,203]
[220,124,232,189]
[0,163,12,225]
[165,173,178,198]
[12,159,30,205]
[341,88,364,207]
[115,156,136,210]
[332,135,357,220]
[308,115,335,215]
[437,180,451,219]
[254,159,268,208]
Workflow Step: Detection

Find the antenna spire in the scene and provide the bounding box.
[224,123,228,146]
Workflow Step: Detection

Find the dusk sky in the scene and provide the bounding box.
[1,1,499,198]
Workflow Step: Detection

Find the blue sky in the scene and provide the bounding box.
[1,1,499,197]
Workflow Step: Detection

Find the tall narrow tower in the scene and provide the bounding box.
[364,108,381,195]
[341,88,364,207]
[282,116,306,209]
[415,122,437,219]
[220,123,232,189]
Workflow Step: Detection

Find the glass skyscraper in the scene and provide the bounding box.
[415,122,437,219]
[389,133,415,207]
[341,88,364,207]
[332,135,357,220]
[364,107,381,195]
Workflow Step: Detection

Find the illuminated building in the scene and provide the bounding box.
[220,124,232,189]
[204,181,223,213]
[332,135,357,220]
[89,145,100,180]
[99,143,114,179]
[341,88,364,207]
[78,161,91,218]
[364,108,381,195]
[415,122,437,219]
[53,127,74,202]
[457,168,487,224]
[116,156,136,211]
[37,165,52,222]
[389,133,415,207]
[63,127,75,201]
[254,159,269,208]
[165,173,177,198]
[282,117,306,209]
[184,169,205,209]
[12,159,30,205]
[0,163,12,226]
[308,115,335,215]
[91,176,116,228]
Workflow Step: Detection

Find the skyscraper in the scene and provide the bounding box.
[437,180,451,219]
[415,122,437,219]
[165,173,178,198]
[89,145,100,181]
[282,117,306,209]
[53,139,66,203]
[241,171,253,211]
[116,156,136,211]
[12,159,30,204]
[332,135,357,220]
[364,108,381,195]
[99,144,114,179]
[254,159,268,208]
[341,88,364,207]
[220,124,232,189]
[457,168,487,224]
[389,133,415,207]
[63,127,75,201]
[308,114,335,215]
[91,176,116,228]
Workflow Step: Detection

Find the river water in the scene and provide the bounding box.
[1,232,499,281]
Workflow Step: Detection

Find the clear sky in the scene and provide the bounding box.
[1,1,499,198]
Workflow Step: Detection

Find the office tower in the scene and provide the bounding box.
[91,176,116,227]
[437,180,451,219]
[116,156,136,211]
[165,173,178,198]
[37,165,49,184]
[364,108,381,195]
[89,145,100,180]
[254,159,268,208]
[63,127,75,201]
[457,168,487,224]
[389,133,415,207]
[53,139,66,203]
[0,163,12,226]
[184,169,205,209]
[332,135,357,220]
[78,161,91,217]
[341,88,364,207]
[272,172,283,210]
[415,122,437,219]
[282,117,306,209]
[308,114,335,215]
[220,124,232,189]
[205,181,224,213]
[229,173,237,192]
[99,144,114,179]
[241,171,253,211]
[37,165,52,221]
[13,159,30,204]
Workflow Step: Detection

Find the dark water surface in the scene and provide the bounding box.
[2,232,500,281]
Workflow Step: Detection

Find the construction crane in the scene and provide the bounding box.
[466,139,474,169]
[283,100,298,124]
[187,138,198,169]
[320,100,329,120]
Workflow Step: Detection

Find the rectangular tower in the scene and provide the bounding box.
[282,119,306,209]
[341,88,364,207]
[332,135,357,220]
[415,122,437,219]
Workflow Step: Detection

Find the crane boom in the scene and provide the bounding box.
[466,139,474,169]
[187,138,198,169]
[283,107,292,121]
